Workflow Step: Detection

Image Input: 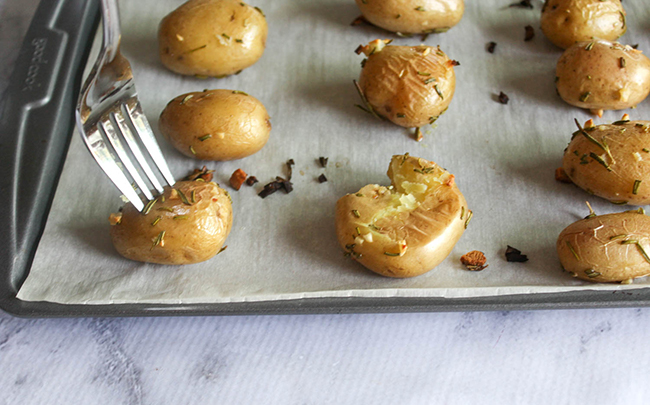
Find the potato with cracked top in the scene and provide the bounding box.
[354,0,464,35]
[557,210,650,283]
[562,117,650,206]
[541,0,626,50]
[110,180,232,265]
[356,40,457,128]
[159,89,271,161]
[158,0,267,77]
[336,154,468,278]
[555,40,650,117]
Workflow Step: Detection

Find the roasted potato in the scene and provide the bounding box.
[159,89,271,161]
[158,0,267,77]
[541,0,627,50]
[336,154,468,278]
[562,117,650,205]
[110,180,233,265]
[555,40,650,116]
[557,210,650,283]
[354,0,464,35]
[356,40,457,128]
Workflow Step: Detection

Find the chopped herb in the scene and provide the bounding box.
[217,246,228,255]
[189,145,196,155]
[610,234,628,241]
[198,134,212,141]
[151,216,162,226]
[384,252,400,256]
[415,127,423,142]
[254,6,265,16]
[353,80,384,121]
[235,39,243,43]
[524,25,534,41]
[464,210,473,229]
[173,215,188,220]
[180,94,194,105]
[633,180,642,195]
[318,174,328,183]
[142,197,158,215]
[176,189,192,205]
[585,42,594,51]
[151,231,166,250]
[186,44,207,54]
[157,207,174,212]
[620,57,626,68]
[612,120,630,125]
[352,210,360,218]
[397,113,406,118]
[417,71,431,76]
[487,41,497,53]
[584,269,601,278]
[509,0,533,9]
[434,84,444,99]
[505,245,528,262]
[415,6,426,11]
[356,193,364,197]
[222,33,230,39]
[319,157,329,168]
[245,176,259,186]
[460,206,465,220]
[566,241,580,261]
[232,90,248,95]
[579,92,591,102]
[589,152,612,171]
[498,91,510,104]
[191,190,196,203]
[424,77,436,84]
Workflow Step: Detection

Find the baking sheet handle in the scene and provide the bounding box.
[0,0,99,315]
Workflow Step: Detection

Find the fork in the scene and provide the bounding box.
[76,0,175,211]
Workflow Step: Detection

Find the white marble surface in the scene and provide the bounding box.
[2,1,650,404]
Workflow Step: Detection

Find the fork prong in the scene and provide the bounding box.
[112,107,165,194]
[77,123,145,211]
[100,116,155,201]
[126,101,176,186]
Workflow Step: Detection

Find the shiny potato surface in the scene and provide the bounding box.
[336,154,468,278]
[541,0,626,49]
[557,211,650,283]
[158,0,267,77]
[110,180,233,265]
[357,40,457,128]
[354,0,464,35]
[159,89,271,161]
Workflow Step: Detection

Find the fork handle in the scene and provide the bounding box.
[0,0,99,310]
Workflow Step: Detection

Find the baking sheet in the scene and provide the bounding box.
[16,0,650,305]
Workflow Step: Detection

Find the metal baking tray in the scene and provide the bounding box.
[2,0,650,317]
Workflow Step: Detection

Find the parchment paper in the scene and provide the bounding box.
[17,0,650,304]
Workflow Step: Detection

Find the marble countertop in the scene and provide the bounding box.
[2,1,650,404]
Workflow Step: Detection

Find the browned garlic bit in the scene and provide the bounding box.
[460,250,488,271]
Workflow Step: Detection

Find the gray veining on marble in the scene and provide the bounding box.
[2,1,650,404]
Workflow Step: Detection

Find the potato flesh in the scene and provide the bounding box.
[557,212,650,282]
[336,155,466,278]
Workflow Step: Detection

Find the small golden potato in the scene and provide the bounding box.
[556,40,650,116]
[356,40,457,128]
[110,180,233,265]
[563,118,650,205]
[557,210,650,283]
[159,89,271,161]
[541,0,626,50]
[354,0,464,35]
[336,154,468,278]
[158,0,267,77]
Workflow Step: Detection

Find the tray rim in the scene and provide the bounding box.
[3,0,650,318]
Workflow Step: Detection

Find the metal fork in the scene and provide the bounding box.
[76,0,175,211]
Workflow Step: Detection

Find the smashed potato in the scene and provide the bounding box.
[336,154,468,278]
[356,40,457,128]
[354,0,464,35]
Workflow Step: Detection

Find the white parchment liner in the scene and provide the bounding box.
[18,0,650,304]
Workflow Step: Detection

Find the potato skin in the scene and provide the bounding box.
[355,0,464,34]
[159,89,271,161]
[110,181,232,265]
[557,211,650,283]
[336,155,467,278]
[541,0,626,50]
[556,41,650,113]
[563,120,650,205]
[158,0,267,77]
[359,44,456,128]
